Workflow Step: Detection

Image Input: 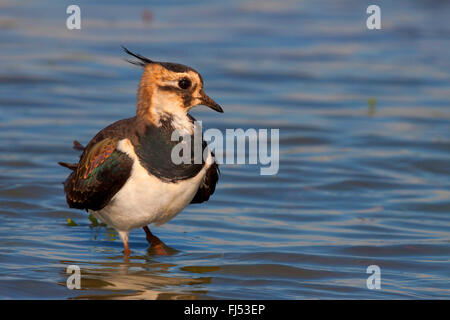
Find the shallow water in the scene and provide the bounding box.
[0,0,449,299]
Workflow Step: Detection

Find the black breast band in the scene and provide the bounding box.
[134,116,206,182]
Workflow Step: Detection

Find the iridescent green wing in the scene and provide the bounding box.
[64,138,133,211]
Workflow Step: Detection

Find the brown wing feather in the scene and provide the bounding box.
[73,140,85,151]
[63,138,133,211]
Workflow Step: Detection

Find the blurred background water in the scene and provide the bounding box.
[0,0,449,299]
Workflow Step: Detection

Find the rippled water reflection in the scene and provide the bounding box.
[0,0,449,299]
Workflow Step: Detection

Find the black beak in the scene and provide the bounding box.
[200,91,223,113]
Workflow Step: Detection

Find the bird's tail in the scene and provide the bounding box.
[72,140,85,151]
[58,162,77,171]
[58,140,85,171]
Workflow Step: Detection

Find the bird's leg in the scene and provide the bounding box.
[123,241,131,256]
[143,226,168,255]
[118,231,131,257]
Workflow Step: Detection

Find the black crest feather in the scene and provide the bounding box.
[122,46,154,67]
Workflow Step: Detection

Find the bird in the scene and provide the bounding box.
[58,47,222,256]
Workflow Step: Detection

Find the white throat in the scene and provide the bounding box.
[150,93,194,135]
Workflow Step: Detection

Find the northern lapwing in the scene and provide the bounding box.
[59,47,222,256]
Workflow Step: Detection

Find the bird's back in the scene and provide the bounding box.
[61,115,218,211]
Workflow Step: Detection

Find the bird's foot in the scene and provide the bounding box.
[150,242,169,256]
[146,233,169,255]
[143,226,169,256]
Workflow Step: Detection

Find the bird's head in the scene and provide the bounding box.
[123,47,223,123]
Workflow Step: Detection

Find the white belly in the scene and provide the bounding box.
[90,139,211,232]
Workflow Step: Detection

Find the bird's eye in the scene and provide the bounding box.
[178,78,191,89]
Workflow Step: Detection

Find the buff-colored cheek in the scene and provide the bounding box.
[194,86,201,98]
[193,97,202,106]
